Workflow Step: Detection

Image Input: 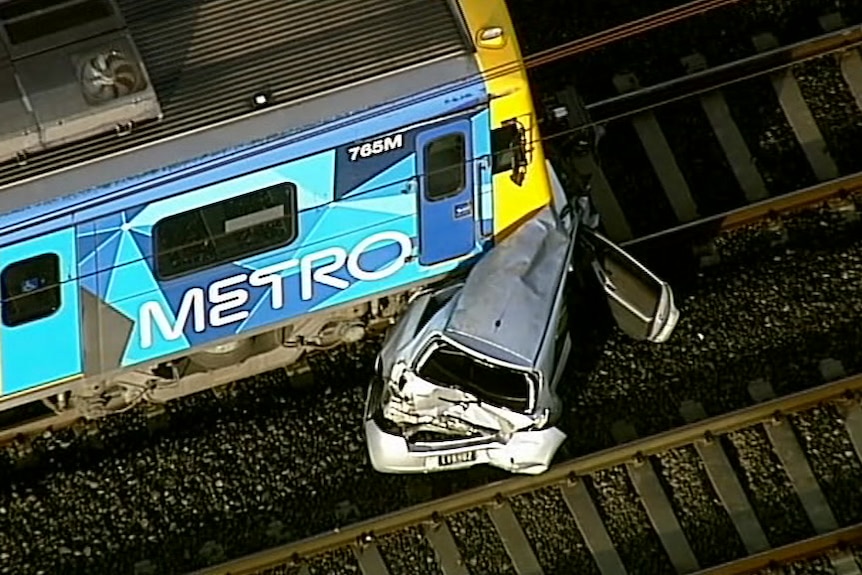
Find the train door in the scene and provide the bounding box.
[581,229,679,343]
[417,120,476,265]
[0,228,82,396]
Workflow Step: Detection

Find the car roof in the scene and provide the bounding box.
[443,207,571,369]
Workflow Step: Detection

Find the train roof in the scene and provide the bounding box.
[0,0,473,215]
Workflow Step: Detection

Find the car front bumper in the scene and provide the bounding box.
[364,419,566,475]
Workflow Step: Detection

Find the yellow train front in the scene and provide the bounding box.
[0,0,558,418]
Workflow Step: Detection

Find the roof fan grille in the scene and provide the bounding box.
[79,49,147,105]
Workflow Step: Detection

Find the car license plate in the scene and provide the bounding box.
[439,451,477,466]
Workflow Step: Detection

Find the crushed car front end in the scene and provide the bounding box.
[364,346,566,475]
[364,206,574,475]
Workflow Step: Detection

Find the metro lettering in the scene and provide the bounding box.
[139,288,206,349]
[139,230,414,348]
[208,275,249,327]
[248,259,299,310]
[348,231,413,281]
[301,247,348,301]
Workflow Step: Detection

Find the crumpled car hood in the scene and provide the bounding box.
[381,363,536,440]
[368,362,567,475]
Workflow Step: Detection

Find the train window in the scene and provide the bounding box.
[424,134,465,201]
[1,253,61,327]
[154,182,298,280]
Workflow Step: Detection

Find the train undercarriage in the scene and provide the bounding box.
[37,289,418,421]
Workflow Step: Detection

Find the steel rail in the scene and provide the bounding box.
[691,523,862,575]
[585,23,862,124]
[523,0,746,71]
[620,170,862,249]
[191,372,862,575]
[0,409,79,445]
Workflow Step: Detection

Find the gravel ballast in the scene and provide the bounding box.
[793,56,862,176]
[377,526,444,575]
[653,446,747,567]
[560,194,862,456]
[790,406,862,527]
[446,508,515,575]
[2,197,861,574]
[305,548,358,575]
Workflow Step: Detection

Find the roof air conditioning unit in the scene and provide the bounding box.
[79,48,147,105]
[0,0,161,163]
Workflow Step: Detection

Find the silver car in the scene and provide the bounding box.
[364,189,679,475]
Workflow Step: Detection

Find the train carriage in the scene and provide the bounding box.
[0,0,554,418]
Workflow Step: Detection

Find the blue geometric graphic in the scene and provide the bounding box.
[0,83,499,394]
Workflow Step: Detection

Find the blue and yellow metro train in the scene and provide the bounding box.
[0,0,561,419]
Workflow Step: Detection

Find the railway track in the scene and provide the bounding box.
[583,22,862,126]
[2,177,859,574]
[192,374,862,575]
[543,15,862,242]
[521,0,746,70]
[4,6,862,574]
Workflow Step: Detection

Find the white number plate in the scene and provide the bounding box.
[439,451,477,467]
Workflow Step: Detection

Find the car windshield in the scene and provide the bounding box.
[417,341,533,412]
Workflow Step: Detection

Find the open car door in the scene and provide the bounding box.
[580,229,679,343]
